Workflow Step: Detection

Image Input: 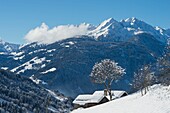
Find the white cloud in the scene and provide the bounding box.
[24,23,91,44]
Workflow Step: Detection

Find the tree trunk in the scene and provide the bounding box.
[141,89,143,96]
[144,87,147,94]
[108,89,112,101]
[146,86,149,91]
[107,79,113,101]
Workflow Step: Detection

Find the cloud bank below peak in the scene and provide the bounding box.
[24,23,93,44]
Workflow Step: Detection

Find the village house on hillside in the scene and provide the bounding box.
[73,90,128,109]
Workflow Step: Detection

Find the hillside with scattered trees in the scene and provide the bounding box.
[0,69,73,113]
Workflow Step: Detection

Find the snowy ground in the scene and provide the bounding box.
[72,84,170,113]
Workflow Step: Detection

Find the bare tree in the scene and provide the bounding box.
[157,44,170,85]
[157,46,170,73]
[90,59,125,100]
[133,64,155,96]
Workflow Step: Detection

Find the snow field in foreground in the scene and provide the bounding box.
[72,84,170,113]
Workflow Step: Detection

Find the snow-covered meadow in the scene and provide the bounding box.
[72,84,170,113]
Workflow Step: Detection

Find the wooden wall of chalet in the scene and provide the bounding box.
[73,97,109,109]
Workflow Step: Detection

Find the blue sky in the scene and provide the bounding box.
[0,0,170,44]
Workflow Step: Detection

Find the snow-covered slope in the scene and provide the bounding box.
[0,40,20,70]
[89,18,131,41]
[0,39,19,53]
[166,29,170,37]
[0,17,169,98]
[72,84,170,113]
[0,34,165,98]
[0,69,73,112]
[121,17,168,43]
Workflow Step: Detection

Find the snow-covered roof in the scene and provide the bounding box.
[73,90,127,105]
[93,90,127,99]
[73,94,94,105]
[73,94,106,105]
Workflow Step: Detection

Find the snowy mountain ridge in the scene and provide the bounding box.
[0,39,19,53]
[89,18,131,41]
[72,84,170,113]
[0,17,169,98]
[23,17,170,44]
[88,17,169,43]
[1,34,165,98]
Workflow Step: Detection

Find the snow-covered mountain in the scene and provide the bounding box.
[0,17,169,98]
[72,84,170,113]
[0,39,19,53]
[0,40,20,71]
[24,17,170,44]
[89,17,169,43]
[89,18,131,41]
[1,33,165,97]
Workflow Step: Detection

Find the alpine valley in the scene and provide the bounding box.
[0,17,169,111]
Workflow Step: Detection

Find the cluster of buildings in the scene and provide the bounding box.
[73,89,128,109]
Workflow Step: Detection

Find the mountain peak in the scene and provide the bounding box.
[104,17,116,23]
[123,17,141,23]
[0,39,19,53]
[88,18,122,39]
[0,39,5,45]
[88,17,168,43]
[120,17,143,27]
[96,18,118,30]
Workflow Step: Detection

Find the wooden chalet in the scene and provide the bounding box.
[73,90,128,109]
